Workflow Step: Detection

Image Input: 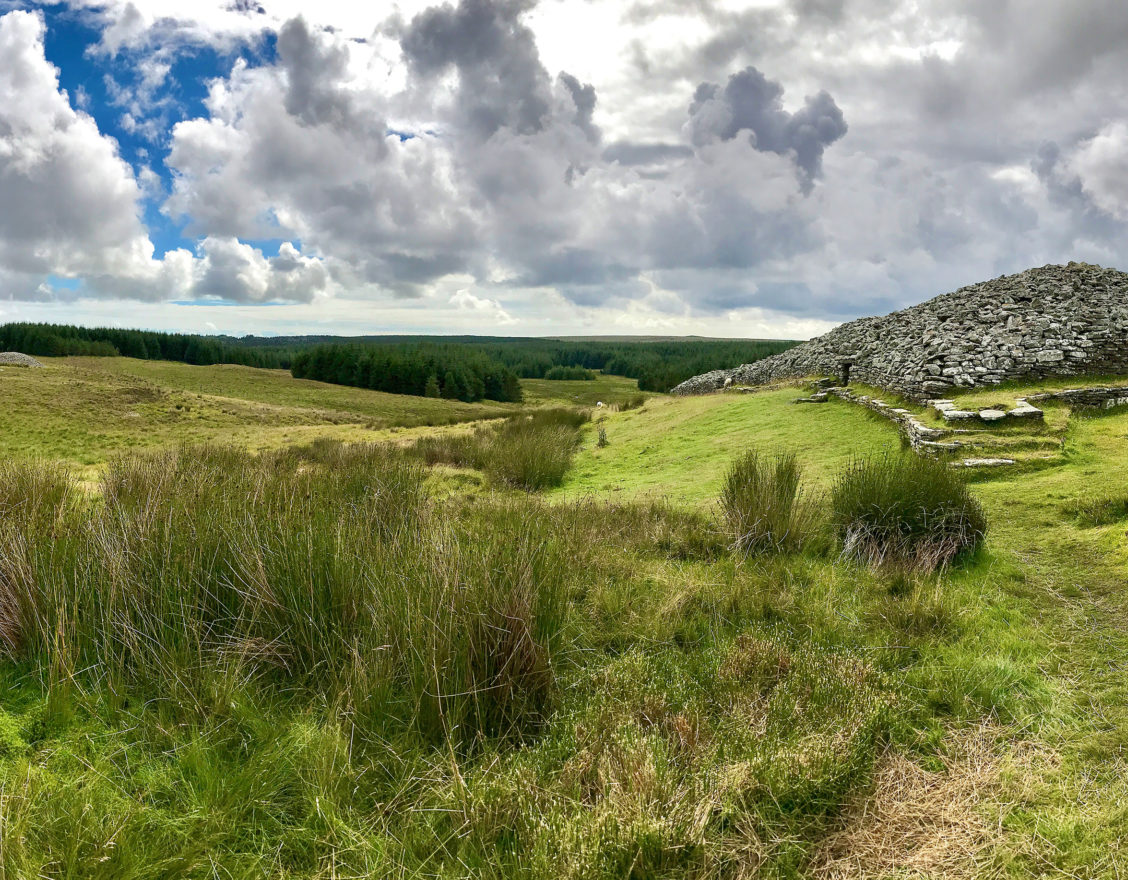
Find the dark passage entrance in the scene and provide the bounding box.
[840,362,853,386]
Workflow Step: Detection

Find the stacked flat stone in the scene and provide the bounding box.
[672,262,1128,401]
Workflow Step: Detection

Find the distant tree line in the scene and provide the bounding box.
[0,323,294,368]
[0,322,798,394]
[264,336,798,392]
[290,344,524,403]
[472,339,797,392]
[543,365,596,380]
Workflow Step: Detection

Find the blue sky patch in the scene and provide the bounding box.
[39,5,276,258]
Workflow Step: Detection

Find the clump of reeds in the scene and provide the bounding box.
[406,407,590,491]
[831,453,987,570]
[0,443,571,745]
[720,450,821,555]
[1062,493,1128,527]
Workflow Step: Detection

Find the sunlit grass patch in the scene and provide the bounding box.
[1061,492,1128,526]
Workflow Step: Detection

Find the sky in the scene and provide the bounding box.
[0,0,1126,339]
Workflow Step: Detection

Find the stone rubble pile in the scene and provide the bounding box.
[0,352,43,367]
[672,262,1128,400]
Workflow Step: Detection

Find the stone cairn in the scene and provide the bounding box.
[0,352,43,368]
[672,262,1128,401]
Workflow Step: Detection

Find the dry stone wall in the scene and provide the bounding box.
[673,263,1128,400]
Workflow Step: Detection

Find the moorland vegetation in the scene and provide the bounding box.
[0,422,995,878]
[1,356,1128,875]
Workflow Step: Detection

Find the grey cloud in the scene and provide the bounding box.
[227,0,267,14]
[957,0,1128,96]
[516,248,638,288]
[790,0,847,22]
[165,14,485,293]
[687,66,847,191]
[364,251,474,297]
[1031,141,1124,242]
[193,238,330,303]
[0,10,162,286]
[401,0,551,139]
[558,72,600,143]
[602,141,693,165]
[126,0,1128,324]
[692,282,766,312]
[551,277,651,308]
[277,17,357,128]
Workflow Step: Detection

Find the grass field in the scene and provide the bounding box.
[0,357,535,471]
[3,359,1128,876]
[558,388,902,504]
[521,372,648,407]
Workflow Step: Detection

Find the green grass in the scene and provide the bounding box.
[720,449,821,554]
[0,360,646,475]
[546,381,1128,873]
[407,408,591,490]
[949,372,1128,410]
[0,443,988,877]
[843,382,1073,469]
[1061,492,1128,526]
[557,388,902,505]
[57,356,521,424]
[6,365,1128,874]
[520,372,649,406]
[0,358,525,472]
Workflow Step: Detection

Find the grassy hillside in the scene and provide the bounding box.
[0,357,524,469]
[2,363,1128,875]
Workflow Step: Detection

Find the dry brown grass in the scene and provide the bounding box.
[0,557,23,654]
[811,724,1009,879]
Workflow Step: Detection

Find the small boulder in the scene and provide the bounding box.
[978,409,1007,422]
[1007,404,1044,420]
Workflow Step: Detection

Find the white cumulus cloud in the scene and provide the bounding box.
[0,9,330,305]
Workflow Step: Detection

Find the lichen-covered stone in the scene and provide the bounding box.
[672,263,1128,400]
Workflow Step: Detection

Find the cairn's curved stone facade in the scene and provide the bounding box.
[672,263,1128,400]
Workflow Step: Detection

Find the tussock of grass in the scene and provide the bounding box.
[408,407,590,490]
[720,450,822,554]
[868,574,961,640]
[1062,493,1128,527]
[831,454,987,571]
